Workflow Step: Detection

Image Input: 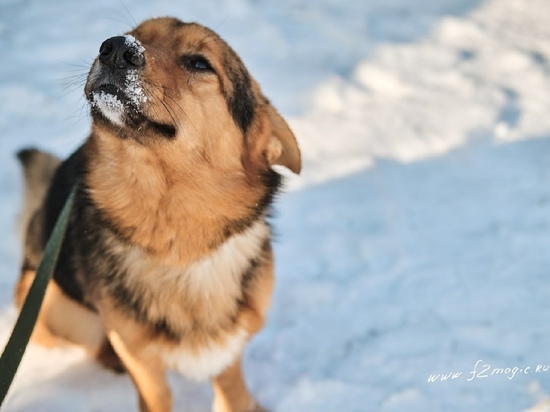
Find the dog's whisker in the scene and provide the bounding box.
[158,99,180,129]
[58,73,88,84]
[58,79,88,95]
[163,94,202,137]
[119,1,138,27]
[138,80,190,133]
[195,32,222,49]
[99,8,137,30]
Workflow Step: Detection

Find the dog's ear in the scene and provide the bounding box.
[264,106,301,174]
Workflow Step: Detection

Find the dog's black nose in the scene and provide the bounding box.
[99,36,145,69]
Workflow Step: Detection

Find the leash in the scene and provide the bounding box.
[0,184,77,406]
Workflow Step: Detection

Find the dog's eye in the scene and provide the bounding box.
[181,55,215,73]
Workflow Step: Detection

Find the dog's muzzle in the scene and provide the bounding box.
[86,34,149,128]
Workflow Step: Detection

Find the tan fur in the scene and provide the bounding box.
[103,308,173,412]
[15,272,66,348]
[265,106,302,174]
[212,357,265,412]
[84,133,263,265]
[15,271,108,360]
[17,17,300,412]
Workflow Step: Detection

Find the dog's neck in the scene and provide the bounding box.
[83,131,273,266]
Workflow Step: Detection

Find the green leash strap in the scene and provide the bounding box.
[0,184,76,406]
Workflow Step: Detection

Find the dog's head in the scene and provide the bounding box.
[85,17,300,175]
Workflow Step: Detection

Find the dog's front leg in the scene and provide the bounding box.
[107,328,171,412]
[101,307,172,412]
[211,356,266,412]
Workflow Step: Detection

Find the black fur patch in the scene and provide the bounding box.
[225,64,256,133]
[149,120,177,139]
[40,148,90,307]
[222,168,282,239]
[240,238,270,293]
[22,209,47,271]
[17,148,40,167]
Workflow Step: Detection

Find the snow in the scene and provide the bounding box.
[124,34,145,55]
[91,91,124,126]
[2,0,550,411]
[125,70,147,106]
[123,34,148,106]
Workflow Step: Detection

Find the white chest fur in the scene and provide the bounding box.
[117,219,270,380]
[159,328,249,381]
[120,219,270,296]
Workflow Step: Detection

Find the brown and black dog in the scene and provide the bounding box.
[15,17,300,412]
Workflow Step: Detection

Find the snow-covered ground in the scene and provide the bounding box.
[2,0,550,410]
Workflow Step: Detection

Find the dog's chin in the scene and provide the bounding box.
[89,87,128,128]
[88,88,176,140]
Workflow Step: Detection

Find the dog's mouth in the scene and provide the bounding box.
[87,71,176,140]
[87,60,148,123]
[86,35,176,140]
[89,78,143,123]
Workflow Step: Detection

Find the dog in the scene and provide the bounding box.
[15,17,301,412]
